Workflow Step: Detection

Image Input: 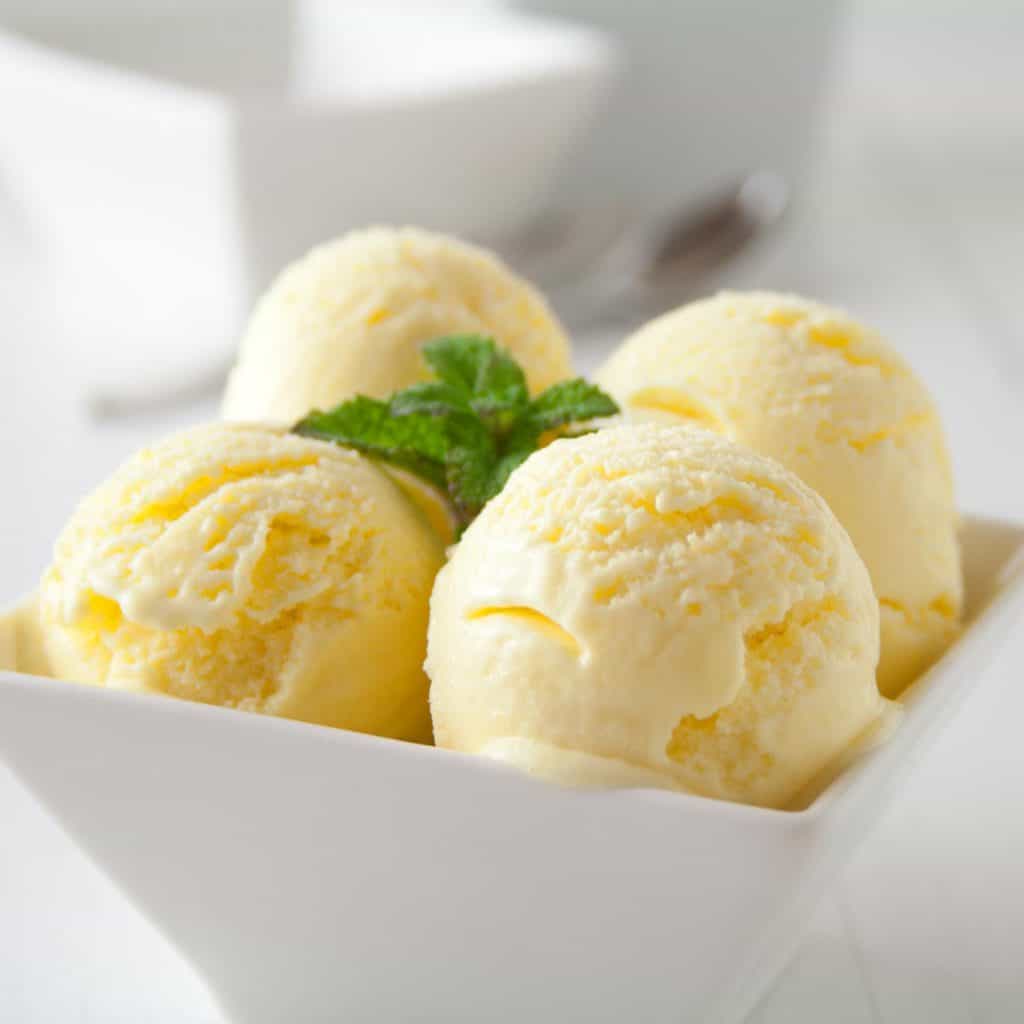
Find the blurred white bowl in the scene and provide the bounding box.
[1,515,1022,1022]
[0,3,615,381]
[511,0,844,224]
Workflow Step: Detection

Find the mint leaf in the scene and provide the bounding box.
[487,449,534,496]
[497,378,619,456]
[524,379,620,433]
[294,336,618,534]
[295,397,448,490]
[443,415,498,521]
[390,382,471,419]
[423,334,528,426]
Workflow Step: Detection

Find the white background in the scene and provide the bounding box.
[2,3,1023,1021]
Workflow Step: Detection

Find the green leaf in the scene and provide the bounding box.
[420,334,484,396]
[294,337,620,534]
[423,334,529,415]
[295,397,448,490]
[439,412,497,518]
[487,448,534,497]
[389,382,471,419]
[525,378,620,433]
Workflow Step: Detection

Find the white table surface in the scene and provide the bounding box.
[3,6,1023,1022]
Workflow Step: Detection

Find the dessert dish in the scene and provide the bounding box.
[3,227,1022,1024]
[11,232,967,803]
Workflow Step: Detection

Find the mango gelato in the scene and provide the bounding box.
[39,423,444,740]
[596,292,961,696]
[427,424,890,809]
[222,227,573,423]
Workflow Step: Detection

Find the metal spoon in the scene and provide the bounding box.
[548,169,789,332]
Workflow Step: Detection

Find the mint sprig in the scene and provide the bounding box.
[293,334,618,533]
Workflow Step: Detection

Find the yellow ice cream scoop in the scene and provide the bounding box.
[38,422,444,741]
[222,226,573,423]
[427,423,890,809]
[595,291,962,697]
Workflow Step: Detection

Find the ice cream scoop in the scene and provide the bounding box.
[595,291,961,697]
[222,227,573,423]
[38,423,444,740]
[427,423,890,809]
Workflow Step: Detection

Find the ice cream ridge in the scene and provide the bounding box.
[596,292,962,697]
[38,423,444,741]
[223,226,573,423]
[427,423,894,809]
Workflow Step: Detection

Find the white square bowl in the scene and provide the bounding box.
[1,515,1022,1024]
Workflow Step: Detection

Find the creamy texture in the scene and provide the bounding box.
[38,423,444,740]
[0,597,50,677]
[222,226,573,423]
[480,737,683,792]
[427,424,890,809]
[596,291,962,697]
[479,713,903,804]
